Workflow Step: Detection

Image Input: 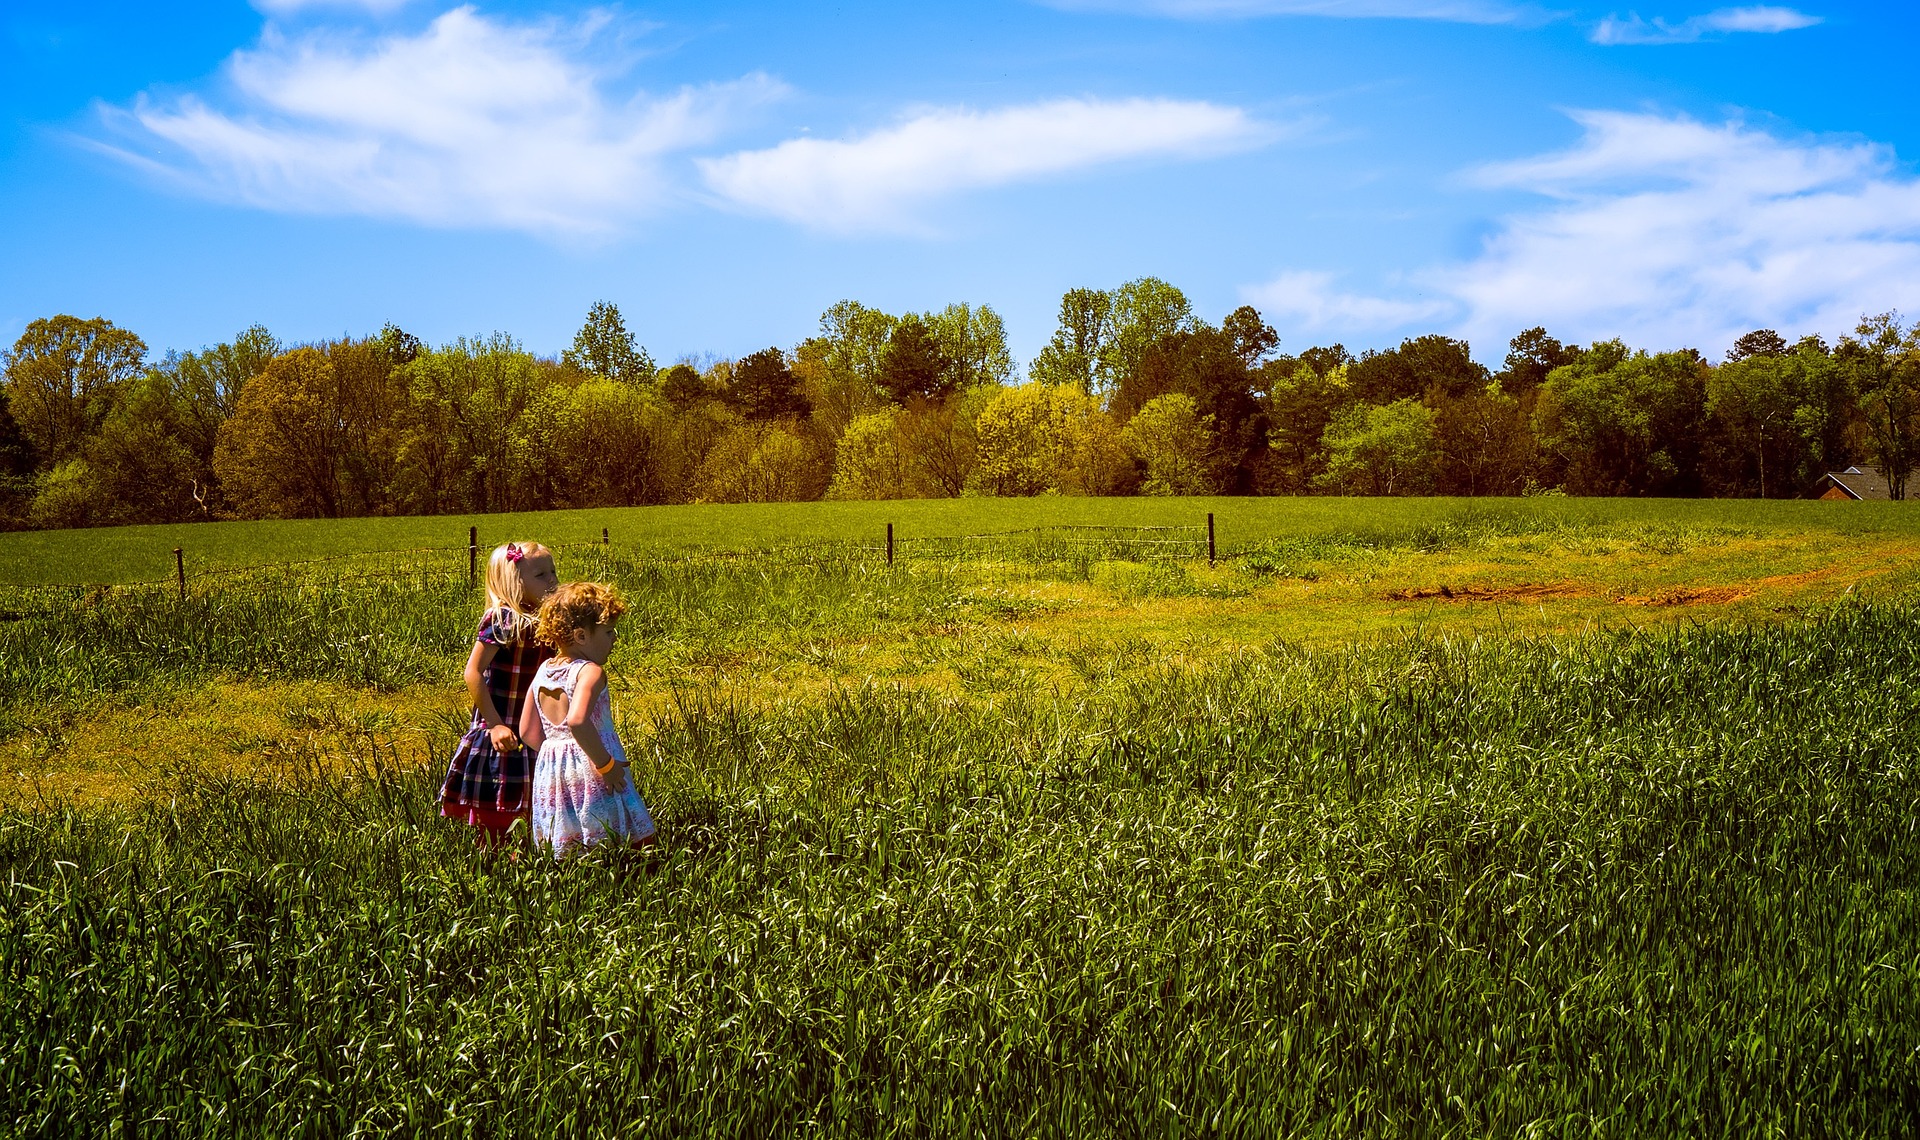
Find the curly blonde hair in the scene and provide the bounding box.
[536,581,628,651]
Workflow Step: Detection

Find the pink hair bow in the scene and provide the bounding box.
[505,543,524,563]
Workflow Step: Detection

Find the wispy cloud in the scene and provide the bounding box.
[1245,270,1450,330]
[91,6,779,235]
[251,0,412,14]
[1244,111,1920,355]
[1591,6,1820,44]
[699,98,1276,234]
[1044,0,1533,22]
[251,0,416,15]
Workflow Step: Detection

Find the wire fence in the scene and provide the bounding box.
[0,515,1220,619]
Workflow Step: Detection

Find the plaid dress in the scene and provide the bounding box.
[439,606,553,834]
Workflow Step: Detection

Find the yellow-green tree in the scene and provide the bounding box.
[972,384,1130,496]
[827,410,919,500]
[692,420,830,503]
[1121,393,1214,496]
[394,335,549,514]
[2,315,147,467]
[213,348,345,518]
[524,377,665,507]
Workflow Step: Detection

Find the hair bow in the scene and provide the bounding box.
[505,543,524,563]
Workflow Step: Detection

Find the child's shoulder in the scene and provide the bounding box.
[477,605,537,645]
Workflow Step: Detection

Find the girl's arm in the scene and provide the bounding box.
[464,641,519,752]
[517,682,545,755]
[566,663,625,791]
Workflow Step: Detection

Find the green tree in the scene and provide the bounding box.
[1222,305,1279,368]
[0,391,34,527]
[394,335,549,515]
[925,302,1014,390]
[657,363,714,410]
[1316,399,1437,496]
[1706,341,1839,498]
[1121,393,1215,496]
[878,316,953,404]
[971,384,1068,496]
[562,301,655,385]
[1119,324,1265,491]
[1259,361,1351,493]
[1496,327,1580,397]
[731,347,811,421]
[1532,341,1708,496]
[1028,288,1111,396]
[1727,328,1790,361]
[76,369,210,524]
[800,301,898,438]
[900,389,989,496]
[1840,313,1920,500]
[328,337,412,515]
[1347,334,1488,406]
[2,315,148,467]
[1101,277,1193,396]
[1432,383,1534,496]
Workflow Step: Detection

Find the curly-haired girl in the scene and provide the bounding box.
[519,581,656,855]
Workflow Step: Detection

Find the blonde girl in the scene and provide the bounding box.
[439,541,560,845]
[521,581,656,855]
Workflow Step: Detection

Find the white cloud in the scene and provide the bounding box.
[251,0,415,15]
[1592,6,1820,44]
[1244,111,1920,355]
[1044,0,1531,22]
[94,6,779,234]
[1245,270,1451,330]
[698,98,1274,233]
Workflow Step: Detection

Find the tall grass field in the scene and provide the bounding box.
[3,499,1918,1135]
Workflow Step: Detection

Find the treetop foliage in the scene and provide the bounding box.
[5,292,1919,531]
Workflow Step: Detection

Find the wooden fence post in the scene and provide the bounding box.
[887,523,895,566]
[603,526,610,548]
[1207,513,1216,566]
[174,547,186,603]
[468,526,479,590]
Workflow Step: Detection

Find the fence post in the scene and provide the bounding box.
[1207,513,1216,566]
[887,523,895,566]
[174,547,186,603]
[603,526,610,548]
[468,526,478,590]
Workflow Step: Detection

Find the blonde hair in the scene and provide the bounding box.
[536,581,628,652]
[483,541,553,638]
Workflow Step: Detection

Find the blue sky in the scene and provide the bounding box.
[3,1,1916,368]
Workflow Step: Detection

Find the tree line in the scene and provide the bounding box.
[5,278,1920,530]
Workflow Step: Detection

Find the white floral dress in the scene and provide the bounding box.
[529,658,656,855]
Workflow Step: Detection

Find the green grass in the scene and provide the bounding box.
[4,495,1919,585]
[6,606,1919,1135]
[6,507,1920,1132]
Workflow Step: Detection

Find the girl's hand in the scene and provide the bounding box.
[597,761,627,794]
[489,724,521,753]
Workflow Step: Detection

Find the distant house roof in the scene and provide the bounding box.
[1814,465,1891,501]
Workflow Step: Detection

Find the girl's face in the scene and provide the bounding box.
[517,554,559,607]
[570,621,617,665]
